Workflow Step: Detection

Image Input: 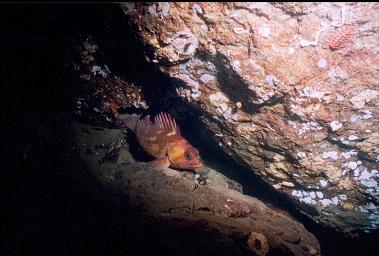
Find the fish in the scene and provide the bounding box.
[118,112,203,169]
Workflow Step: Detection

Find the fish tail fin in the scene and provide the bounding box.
[118,113,142,131]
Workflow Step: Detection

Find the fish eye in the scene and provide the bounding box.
[184,151,192,160]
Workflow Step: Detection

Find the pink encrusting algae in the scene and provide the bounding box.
[326,25,357,50]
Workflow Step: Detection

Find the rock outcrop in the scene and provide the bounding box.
[67,119,320,256]
[114,2,379,233]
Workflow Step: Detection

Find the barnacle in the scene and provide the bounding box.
[247,232,270,256]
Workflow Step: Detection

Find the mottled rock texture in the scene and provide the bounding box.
[118,2,379,233]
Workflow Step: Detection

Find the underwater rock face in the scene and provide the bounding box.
[119,2,379,233]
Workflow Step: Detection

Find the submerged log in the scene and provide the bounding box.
[69,119,320,256]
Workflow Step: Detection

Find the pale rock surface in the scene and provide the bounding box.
[118,2,379,233]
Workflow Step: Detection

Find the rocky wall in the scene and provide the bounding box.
[117,2,379,233]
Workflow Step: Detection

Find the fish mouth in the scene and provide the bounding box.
[192,161,204,168]
[174,160,204,170]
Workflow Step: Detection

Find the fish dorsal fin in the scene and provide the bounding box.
[154,112,180,136]
[135,114,152,134]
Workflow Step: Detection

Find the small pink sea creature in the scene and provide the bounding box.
[326,25,357,50]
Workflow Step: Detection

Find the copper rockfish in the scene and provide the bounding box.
[119,112,203,169]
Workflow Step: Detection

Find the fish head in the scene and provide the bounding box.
[167,139,203,169]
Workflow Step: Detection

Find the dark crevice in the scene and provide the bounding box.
[261,143,301,166]
[283,104,309,123]
[215,53,260,114]
[211,52,287,115]
[196,207,214,214]
[270,2,315,17]
[184,117,309,215]
[326,135,376,164]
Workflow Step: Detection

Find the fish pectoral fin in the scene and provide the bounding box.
[152,157,170,168]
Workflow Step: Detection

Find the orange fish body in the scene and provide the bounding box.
[120,112,203,169]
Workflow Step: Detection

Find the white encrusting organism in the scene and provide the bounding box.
[348,135,358,141]
[316,192,323,199]
[317,58,328,68]
[200,74,215,84]
[322,151,338,160]
[330,120,342,131]
[258,25,271,38]
[299,23,327,47]
[319,179,328,187]
[341,150,357,159]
